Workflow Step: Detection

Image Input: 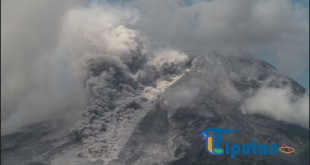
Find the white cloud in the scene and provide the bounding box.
[241,87,309,129]
[164,78,202,109]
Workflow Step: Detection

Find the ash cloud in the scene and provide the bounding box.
[1,0,309,153]
[55,4,190,158]
[1,0,191,136]
[1,0,86,135]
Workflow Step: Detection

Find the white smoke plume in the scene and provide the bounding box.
[1,0,87,135]
[164,78,201,110]
[241,87,309,129]
[148,50,189,72]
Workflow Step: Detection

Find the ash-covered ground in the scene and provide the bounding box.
[1,54,309,165]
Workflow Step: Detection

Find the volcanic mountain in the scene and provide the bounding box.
[1,54,309,165]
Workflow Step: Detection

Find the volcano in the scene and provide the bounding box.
[1,54,309,165]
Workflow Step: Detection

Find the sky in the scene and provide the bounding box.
[297,61,309,88]
[259,52,309,88]
[128,0,309,88]
[100,0,310,88]
[285,0,308,88]
[260,0,309,88]
[118,0,310,88]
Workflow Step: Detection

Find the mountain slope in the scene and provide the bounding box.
[107,54,309,165]
[1,54,308,165]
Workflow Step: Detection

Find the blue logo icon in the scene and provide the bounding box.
[199,128,236,155]
[199,128,280,159]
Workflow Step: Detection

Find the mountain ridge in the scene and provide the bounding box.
[1,54,308,165]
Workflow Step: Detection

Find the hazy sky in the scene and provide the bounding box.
[260,54,309,88]
[259,0,309,88]
[97,0,309,88]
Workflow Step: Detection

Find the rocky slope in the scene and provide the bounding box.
[1,54,308,165]
[106,54,308,165]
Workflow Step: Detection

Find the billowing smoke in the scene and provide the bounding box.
[58,4,190,159]
[164,78,201,110]
[0,0,186,134]
[241,87,309,129]
[1,0,86,135]
[1,0,308,160]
